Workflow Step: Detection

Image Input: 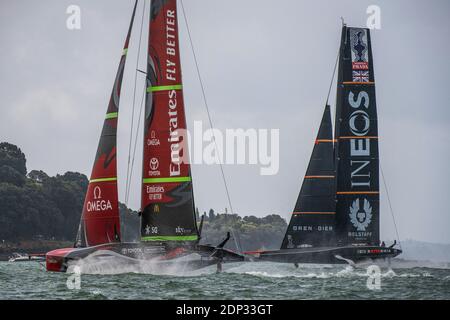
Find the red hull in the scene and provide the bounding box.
[46,248,76,272]
[45,242,244,272]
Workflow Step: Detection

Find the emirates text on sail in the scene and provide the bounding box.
[166,9,181,177]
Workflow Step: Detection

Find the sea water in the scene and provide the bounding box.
[0,258,449,299]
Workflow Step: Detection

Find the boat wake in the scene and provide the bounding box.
[222,262,398,279]
[221,260,449,280]
[65,250,449,281]
[66,250,219,276]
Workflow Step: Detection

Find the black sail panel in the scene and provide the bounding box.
[334,26,380,246]
[281,105,336,249]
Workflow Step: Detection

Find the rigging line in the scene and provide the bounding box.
[180,0,242,253]
[380,163,402,249]
[325,47,340,106]
[125,84,146,206]
[125,0,146,206]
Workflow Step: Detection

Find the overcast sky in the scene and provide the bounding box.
[1,0,449,244]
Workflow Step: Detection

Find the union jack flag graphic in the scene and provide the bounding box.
[352,70,369,82]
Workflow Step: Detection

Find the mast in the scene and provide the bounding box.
[76,1,138,247]
[281,105,336,249]
[140,0,198,243]
[334,26,380,246]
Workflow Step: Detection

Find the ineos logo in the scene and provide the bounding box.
[348,91,370,136]
[349,110,370,136]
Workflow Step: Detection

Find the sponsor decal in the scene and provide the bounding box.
[164,9,184,178]
[348,231,372,237]
[350,28,369,71]
[293,225,312,231]
[120,247,156,256]
[144,225,158,235]
[149,193,162,200]
[292,225,333,232]
[352,61,368,70]
[349,198,372,231]
[343,77,377,242]
[146,185,164,201]
[357,249,391,254]
[175,226,189,234]
[148,157,161,176]
[352,70,370,82]
[94,186,101,199]
[147,130,160,146]
[168,89,182,178]
[150,157,159,170]
[86,186,113,212]
[348,90,372,188]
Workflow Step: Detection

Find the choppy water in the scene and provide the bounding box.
[1,258,449,299]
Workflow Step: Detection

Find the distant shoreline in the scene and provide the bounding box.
[0,240,72,261]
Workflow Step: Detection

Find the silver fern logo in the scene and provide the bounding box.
[349,198,372,231]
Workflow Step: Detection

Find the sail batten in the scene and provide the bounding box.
[76,1,138,247]
[140,0,198,243]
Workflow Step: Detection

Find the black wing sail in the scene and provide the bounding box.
[334,26,380,246]
[281,105,336,249]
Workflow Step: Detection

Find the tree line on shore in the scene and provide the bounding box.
[0,142,287,250]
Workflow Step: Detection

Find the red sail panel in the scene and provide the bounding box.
[76,1,138,247]
[140,0,198,242]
